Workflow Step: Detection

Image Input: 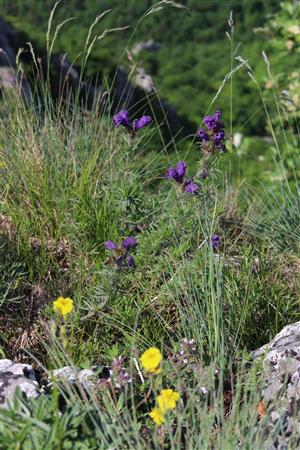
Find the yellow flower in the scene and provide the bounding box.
[149,407,164,425]
[157,389,180,414]
[140,347,162,374]
[53,297,73,318]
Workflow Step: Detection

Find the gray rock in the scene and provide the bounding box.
[0,67,17,90]
[0,359,39,408]
[51,366,97,389]
[131,39,160,56]
[134,67,156,93]
[0,359,36,378]
[0,17,31,99]
[0,17,16,65]
[252,321,300,449]
[0,17,181,135]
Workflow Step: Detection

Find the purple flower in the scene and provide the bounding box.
[203,111,222,131]
[166,161,198,194]
[122,236,137,249]
[113,110,130,129]
[105,236,137,270]
[196,111,227,158]
[183,180,198,194]
[196,128,209,142]
[126,255,135,268]
[110,356,132,390]
[211,234,220,251]
[113,111,152,134]
[132,115,152,131]
[176,161,186,179]
[172,337,197,368]
[116,256,124,269]
[166,167,179,181]
[213,131,225,146]
[104,240,118,250]
[166,161,186,183]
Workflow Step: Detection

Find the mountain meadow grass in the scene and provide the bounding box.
[0,2,300,449]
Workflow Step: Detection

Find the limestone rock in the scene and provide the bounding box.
[134,67,156,93]
[131,39,160,55]
[0,359,39,408]
[252,322,300,449]
[51,366,97,389]
[0,17,31,99]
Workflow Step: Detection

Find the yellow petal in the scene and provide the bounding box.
[149,407,164,425]
[157,389,180,412]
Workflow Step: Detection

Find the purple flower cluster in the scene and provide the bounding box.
[104,236,137,269]
[171,338,198,369]
[98,356,131,391]
[211,234,220,251]
[109,356,132,390]
[113,110,152,135]
[197,111,226,154]
[178,338,197,365]
[166,161,198,194]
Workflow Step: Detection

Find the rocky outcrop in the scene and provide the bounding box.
[0,360,112,409]
[0,359,40,408]
[0,16,182,137]
[131,39,160,56]
[252,321,300,449]
[51,366,98,390]
[0,18,16,65]
[0,17,31,100]
[134,67,156,93]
